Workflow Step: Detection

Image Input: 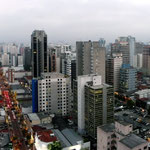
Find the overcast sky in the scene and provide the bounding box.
[0,0,150,44]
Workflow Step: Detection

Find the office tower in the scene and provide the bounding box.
[85,79,114,138]
[24,47,32,71]
[111,36,135,67]
[71,59,76,89]
[31,30,48,78]
[143,46,150,75]
[73,75,104,134]
[2,53,9,66]
[106,53,123,91]
[38,73,71,116]
[119,64,137,93]
[76,40,106,83]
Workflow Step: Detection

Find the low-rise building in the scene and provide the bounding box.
[35,129,58,150]
[27,112,52,125]
[97,121,148,150]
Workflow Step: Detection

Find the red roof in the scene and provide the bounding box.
[32,125,46,133]
[37,130,57,143]
[0,129,8,133]
[139,98,149,101]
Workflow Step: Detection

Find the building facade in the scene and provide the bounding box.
[85,81,114,138]
[143,46,150,75]
[24,47,32,71]
[106,53,123,91]
[97,121,148,150]
[119,64,137,93]
[111,36,135,67]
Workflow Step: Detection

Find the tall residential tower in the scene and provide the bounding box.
[76,40,106,83]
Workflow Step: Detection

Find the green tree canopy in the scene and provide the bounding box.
[47,141,61,150]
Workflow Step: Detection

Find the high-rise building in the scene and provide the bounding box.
[71,59,76,89]
[119,64,137,93]
[48,48,57,72]
[31,30,48,78]
[7,68,15,83]
[85,79,114,138]
[143,46,150,75]
[17,54,23,66]
[76,40,106,83]
[38,73,71,116]
[128,36,135,67]
[24,47,32,71]
[73,74,108,134]
[2,53,9,66]
[134,53,143,69]
[106,53,123,91]
[111,36,135,67]
[61,54,71,76]
[12,55,17,67]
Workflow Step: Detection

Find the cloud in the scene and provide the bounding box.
[0,0,150,44]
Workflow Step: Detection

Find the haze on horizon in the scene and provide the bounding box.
[0,0,150,44]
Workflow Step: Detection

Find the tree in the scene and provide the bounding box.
[47,141,61,150]
[127,100,135,108]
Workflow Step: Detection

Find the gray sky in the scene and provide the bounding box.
[0,0,150,44]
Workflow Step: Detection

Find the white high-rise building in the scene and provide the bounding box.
[38,72,71,116]
[128,36,135,67]
[18,55,23,66]
[134,53,143,69]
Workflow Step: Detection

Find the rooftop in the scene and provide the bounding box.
[61,128,83,145]
[52,129,71,147]
[32,125,46,133]
[28,113,40,121]
[37,112,51,120]
[135,89,150,95]
[99,123,115,132]
[119,134,147,148]
[117,120,132,126]
[37,130,57,143]
[86,82,112,89]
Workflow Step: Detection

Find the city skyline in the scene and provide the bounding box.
[1,0,150,44]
